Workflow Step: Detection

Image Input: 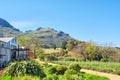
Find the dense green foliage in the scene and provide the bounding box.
[61,41,67,49]
[0,60,110,80]
[42,62,109,80]
[55,65,67,75]
[66,39,118,62]
[69,63,81,71]
[3,61,46,78]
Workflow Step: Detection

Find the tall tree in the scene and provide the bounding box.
[73,42,88,61]
[101,46,116,62]
[29,37,41,59]
[17,36,31,46]
[85,43,97,61]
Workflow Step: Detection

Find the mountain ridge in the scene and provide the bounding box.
[0,18,20,31]
[0,18,71,48]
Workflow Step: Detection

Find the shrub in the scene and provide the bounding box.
[112,70,120,75]
[39,55,45,61]
[48,66,57,74]
[68,74,82,80]
[69,63,81,72]
[56,65,67,75]
[64,69,82,80]
[13,75,40,80]
[101,58,110,62]
[43,74,58,80]
[3,60,46,78]
[45,55,58,61]
[64,69,77,76]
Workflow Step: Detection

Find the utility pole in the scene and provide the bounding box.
[18,45,19,60]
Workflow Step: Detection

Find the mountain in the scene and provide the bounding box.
[0,18,21,37]
[23,27,71,48]
[0,18,71,48]
[0,18,19,31]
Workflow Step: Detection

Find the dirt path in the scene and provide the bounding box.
[35,59,120,80]
[81,69,120,80]
[35,59,58,66]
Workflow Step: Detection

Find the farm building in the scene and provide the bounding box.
[0,37,28,69]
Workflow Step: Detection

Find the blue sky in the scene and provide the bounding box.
[0,0,120,46]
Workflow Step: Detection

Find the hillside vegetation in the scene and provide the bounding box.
[22,27,70,48]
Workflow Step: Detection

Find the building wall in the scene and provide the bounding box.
[0,46,11,68]
[0,38,17,63]
[16,50,28,60]
[7,38,18,49]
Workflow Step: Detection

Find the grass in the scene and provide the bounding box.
[41,62,110,80]
[44,48,61,54]
[0,75,41,80]
[53,61,120,75]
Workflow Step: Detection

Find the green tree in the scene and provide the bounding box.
[17,36,31,46]
[61,41,67,50]
[72,42,88,61]
[28,37,41,59]
[85,43,97,61]
[53,44,57,50]
[17,37,44,59]
[101,46,116,62]
[66,39,78,51]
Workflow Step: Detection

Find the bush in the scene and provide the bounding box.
[56,65,68,75]
[3,60,46,78]
[45,55,58,61]
[48,66,57,74]
[112,70,120,75]
[13,75,40,80]
[64,69,82,80]
[43,74,58,80]
[64,69,77,76]
[39,55,45,61]
[69,63,81,72]
[101,58,110,62]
